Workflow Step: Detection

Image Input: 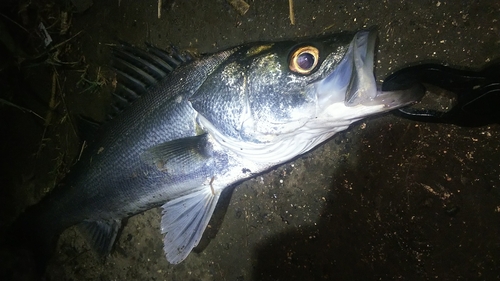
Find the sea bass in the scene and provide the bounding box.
[15,28,422,265]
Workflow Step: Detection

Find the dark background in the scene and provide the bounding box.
[0,0,499,280]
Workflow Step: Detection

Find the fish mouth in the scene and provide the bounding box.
[346,28,425,108]
[320,28,424,110]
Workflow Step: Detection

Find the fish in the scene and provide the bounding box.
[13,28,423,267]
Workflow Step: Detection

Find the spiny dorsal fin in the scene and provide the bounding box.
[109,43,194,119]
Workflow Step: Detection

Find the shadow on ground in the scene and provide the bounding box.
[253,118,500,281]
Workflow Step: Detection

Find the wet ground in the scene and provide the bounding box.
[0,0,499,280]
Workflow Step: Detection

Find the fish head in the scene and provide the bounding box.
[191,29,423,159]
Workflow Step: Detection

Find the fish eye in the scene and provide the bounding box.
[289,46,320,75]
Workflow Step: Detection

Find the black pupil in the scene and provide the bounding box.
[297,52,315,70]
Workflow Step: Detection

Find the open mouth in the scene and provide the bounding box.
[344,28,378,106]
[343,28,424,109]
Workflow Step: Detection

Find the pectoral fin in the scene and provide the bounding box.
[161,187,220,264]
[140,134,213,176]
[141,134,222,263]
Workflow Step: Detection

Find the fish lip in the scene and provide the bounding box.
[343,28,378,106]
[343,28,425,108]
[368,84,426,109]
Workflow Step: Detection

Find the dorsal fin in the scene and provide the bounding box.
[109,42,194,119]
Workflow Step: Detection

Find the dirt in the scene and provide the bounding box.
[0,0,499,280]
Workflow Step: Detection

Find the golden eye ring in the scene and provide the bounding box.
[289,46,320,75]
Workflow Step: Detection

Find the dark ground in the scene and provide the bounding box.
[0,0,499,280]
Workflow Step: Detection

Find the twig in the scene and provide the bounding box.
[31,31,83,62]
[44,71,58,126]
[50,30,83,51]
[78,140,87,161]
[289,0,295,25]
[0,98,43,120]
[158,0,162,19]
[53,66,78,137]
[0,13,29,33]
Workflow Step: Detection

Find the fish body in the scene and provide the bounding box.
[15,28,423,265]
